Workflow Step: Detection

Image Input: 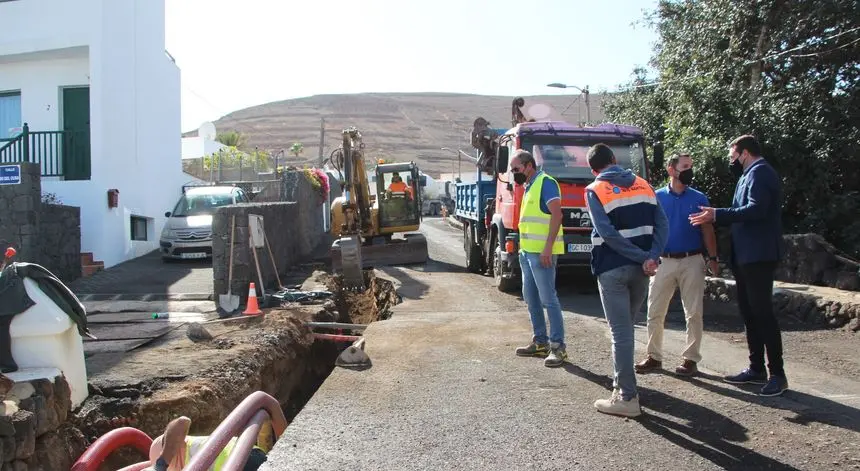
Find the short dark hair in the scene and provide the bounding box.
[730,135,761,157]
[587,143,615,172]
[512,149,536,169]
[667,152,691,169]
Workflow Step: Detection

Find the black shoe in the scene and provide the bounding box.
[724,367,767,385]
[759,376,789,396]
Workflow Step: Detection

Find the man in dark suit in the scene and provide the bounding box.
[689,134,787,396]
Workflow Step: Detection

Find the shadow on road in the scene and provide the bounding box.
[686,372,860,435]
[69,250,212,299]
[561,363,799,470]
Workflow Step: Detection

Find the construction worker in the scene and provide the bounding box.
[511,149,568,368]
[585,143,668,418]
[387,172,412,198]
[145,416,272,470]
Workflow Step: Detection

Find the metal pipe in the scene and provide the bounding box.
[184,391,287,471]
[220,409,270,471]
[71,427,153,471]
[306,321,368,331]
[313,333,363,342]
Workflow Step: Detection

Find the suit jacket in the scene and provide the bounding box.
[714,158,785,266]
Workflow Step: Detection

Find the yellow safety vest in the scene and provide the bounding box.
[518,172,564,254]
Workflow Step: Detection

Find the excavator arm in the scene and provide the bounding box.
[333,127,374,289]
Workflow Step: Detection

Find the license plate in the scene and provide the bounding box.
[180,252,207,259]
[567,243,592,253]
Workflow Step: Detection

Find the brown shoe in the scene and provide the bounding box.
[634,356,662,374]
[675,359,698,376]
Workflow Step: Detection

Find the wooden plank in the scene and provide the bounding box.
[84,323,178,342]
[84,339,152,355]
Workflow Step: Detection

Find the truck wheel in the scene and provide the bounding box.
[493,247,520,292]
[465,224,483,274]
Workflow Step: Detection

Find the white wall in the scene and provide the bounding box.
[0,0,96,57]
[3,0,185,269]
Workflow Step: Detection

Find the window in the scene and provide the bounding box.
[0,91,22,140]
[131,216,148,241]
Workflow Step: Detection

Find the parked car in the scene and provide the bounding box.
[159,185,249,262]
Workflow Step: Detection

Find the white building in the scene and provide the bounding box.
[0,0,187,269]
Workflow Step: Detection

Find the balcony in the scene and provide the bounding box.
[0,123,90,180]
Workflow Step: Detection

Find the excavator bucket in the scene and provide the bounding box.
[331,233,428,279]
[333,234,365,290]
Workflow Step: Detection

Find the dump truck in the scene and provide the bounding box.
[454,98,663,292]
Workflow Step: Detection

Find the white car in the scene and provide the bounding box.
[159,185,250,261]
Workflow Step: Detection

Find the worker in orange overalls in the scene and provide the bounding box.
[387,172,412,199]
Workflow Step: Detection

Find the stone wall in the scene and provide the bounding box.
[211,170,329,312]
[0,163,81,283]
[705,278,860,332]
[0,373,83,470]
[37,204,81,284]
[777,234,859,291]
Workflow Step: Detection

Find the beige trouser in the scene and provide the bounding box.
[646,254,705,363]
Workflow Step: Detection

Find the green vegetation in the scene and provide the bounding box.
[603,0,860,256]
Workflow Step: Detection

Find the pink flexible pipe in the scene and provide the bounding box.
[70,427,153,471]
[313,332,362,342]
[220,409,270,470]
[184,391,288,471]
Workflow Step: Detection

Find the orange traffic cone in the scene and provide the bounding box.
[243,282,263,316]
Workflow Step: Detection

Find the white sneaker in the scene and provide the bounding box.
[594,389,641,417]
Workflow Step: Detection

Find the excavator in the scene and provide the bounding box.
[328,127,429,289]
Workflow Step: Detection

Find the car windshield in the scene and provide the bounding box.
[520,137,646,182]
[171,192,234,216]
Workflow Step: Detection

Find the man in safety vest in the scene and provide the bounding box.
[146,416,271,471]
[584,143,668,418]
[387,172,412,198]
[511,149,568,368]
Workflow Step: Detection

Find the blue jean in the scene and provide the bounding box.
[519,251,565,348]
[596,264,649,401]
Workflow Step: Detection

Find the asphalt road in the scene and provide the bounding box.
[263,218,860,471]
[69,250,213,301]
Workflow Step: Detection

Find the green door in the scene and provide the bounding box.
[62,87,91,180]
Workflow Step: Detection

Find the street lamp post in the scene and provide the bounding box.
[441,147,462,180]
[547,82,590,123]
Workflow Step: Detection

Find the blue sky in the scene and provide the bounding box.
[165,0,660,132]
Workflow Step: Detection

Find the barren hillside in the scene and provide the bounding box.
[188,92,607,177]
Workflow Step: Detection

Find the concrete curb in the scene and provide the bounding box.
[445,216,463,231]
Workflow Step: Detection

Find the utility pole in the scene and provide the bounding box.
[318,117,325,167]
[583,85,591,123]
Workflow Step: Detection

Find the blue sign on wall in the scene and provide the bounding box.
[0,165,21,185]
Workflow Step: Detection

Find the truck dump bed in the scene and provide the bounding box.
[454,178,496,221]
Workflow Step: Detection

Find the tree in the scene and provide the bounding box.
[603,0,860,256]
[290,142,304,158]
[215,130,246,149]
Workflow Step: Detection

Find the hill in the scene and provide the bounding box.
[187,92,608,178]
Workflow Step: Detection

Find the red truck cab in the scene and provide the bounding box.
[488,121,653,291]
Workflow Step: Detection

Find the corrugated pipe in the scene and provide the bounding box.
[70,427,153,471]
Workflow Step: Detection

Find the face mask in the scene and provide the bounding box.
[730,158,743,178]
[677,168,693,186]
[513,172,528,185]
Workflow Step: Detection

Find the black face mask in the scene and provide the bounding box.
[513,172,528,185]
[678,168,694,186]
[730,158,744,178]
